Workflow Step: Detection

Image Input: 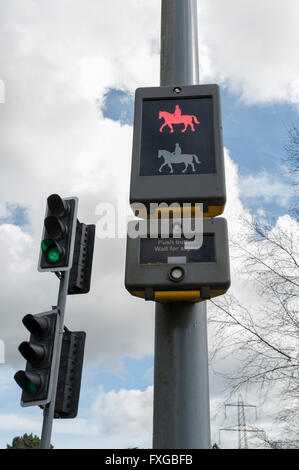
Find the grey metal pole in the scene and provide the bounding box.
[152,0,211,449]
[160,0,199,87]
[40,270,70,449]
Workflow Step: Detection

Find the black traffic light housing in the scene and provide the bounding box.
[14,310,59,407]
[38,194,78,272]
[54,329,86,418]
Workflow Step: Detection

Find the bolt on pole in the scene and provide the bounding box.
[152,0,211,449]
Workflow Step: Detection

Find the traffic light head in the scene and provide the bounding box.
[38,194,78,272]
[47,193,70,218]
[22,313,50,337]
[14,370,42,396]
[14,310,59,407]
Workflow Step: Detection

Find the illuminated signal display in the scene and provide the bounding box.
[130,85,226,218]
[140,97,215,176]
[159,104,200,133]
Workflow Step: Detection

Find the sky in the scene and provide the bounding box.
[0,0,298,449]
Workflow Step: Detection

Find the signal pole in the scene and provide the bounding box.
[152,0,211,449]
[40,270,70,449]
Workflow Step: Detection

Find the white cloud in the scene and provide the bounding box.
[0,413,41,434]
[198,0,299,106]
[91,386,152,440]
[0,0,158,371]
[239,172,292,206]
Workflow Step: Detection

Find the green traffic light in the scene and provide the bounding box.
[41,239,62,263]
[47,246,60,262]
[14,371,41,396]
[41,239,53,253]
[27,381,38,394]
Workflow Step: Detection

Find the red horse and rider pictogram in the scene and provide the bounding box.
[159,104,200,133]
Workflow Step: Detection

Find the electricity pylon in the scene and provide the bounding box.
[219,397,263,449]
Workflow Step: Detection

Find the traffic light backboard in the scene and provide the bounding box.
[54,329,86,419]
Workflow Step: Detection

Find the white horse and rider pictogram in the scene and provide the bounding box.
[158,143,201,174]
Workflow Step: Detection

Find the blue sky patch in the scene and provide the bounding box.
[0,203,28,228]
[102,88,134,125]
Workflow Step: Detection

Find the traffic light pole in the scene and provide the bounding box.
[152,0,211,449]
[40,270,70,449]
